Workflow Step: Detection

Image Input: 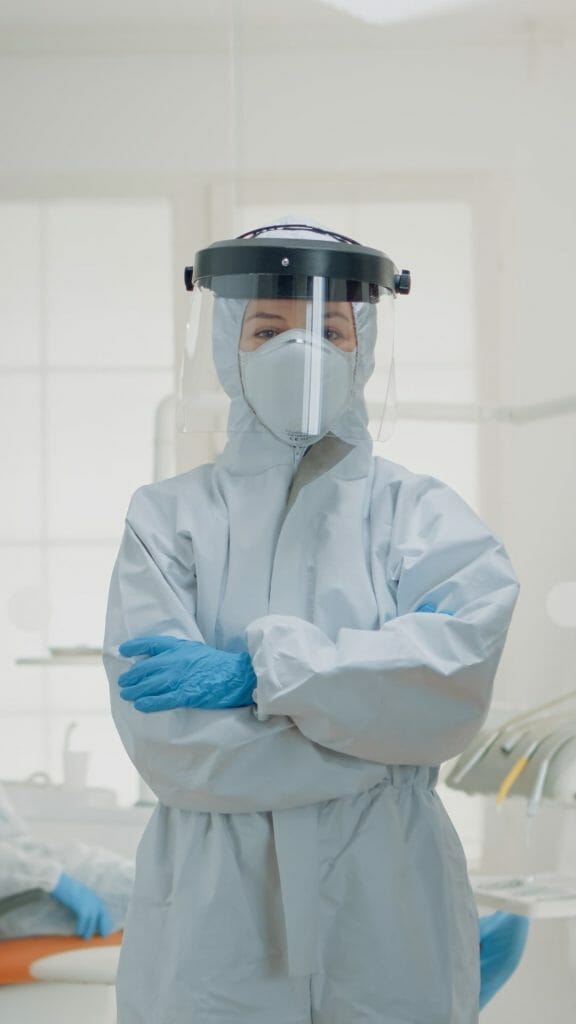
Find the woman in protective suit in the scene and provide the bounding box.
[104,220,520,1023]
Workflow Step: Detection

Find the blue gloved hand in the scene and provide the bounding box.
[479,911,530,1009]
[118,635,257,712]
[51,872,114,940]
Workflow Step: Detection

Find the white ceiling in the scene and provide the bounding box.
[0,0,571,23]
[0,0,573,54]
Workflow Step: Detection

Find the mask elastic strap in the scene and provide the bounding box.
[236,224,361,246]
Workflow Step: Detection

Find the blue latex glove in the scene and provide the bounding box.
[118,635,257,712]
[51,872,114,940]
[416,603,454,615]
[479,911,530,1009]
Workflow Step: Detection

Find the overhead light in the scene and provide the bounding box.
[319,0,482,25]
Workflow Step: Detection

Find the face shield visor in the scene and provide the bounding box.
[178,233,410,449]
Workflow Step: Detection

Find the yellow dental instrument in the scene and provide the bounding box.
[496,739,540,807]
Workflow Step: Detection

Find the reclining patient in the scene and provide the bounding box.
[0,782,133,940]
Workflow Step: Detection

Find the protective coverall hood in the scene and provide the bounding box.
[178,216,398,467]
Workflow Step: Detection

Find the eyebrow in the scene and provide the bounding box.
[245,311,352,323]
[245,312,287,323]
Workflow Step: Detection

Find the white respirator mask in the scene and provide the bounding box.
[239,328,357,447]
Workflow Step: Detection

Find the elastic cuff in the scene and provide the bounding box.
[251,690,270,722]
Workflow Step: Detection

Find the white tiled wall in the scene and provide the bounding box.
[46,371,171,540]
[0,374,43,539]
[0,204,42,368]
[45,202,173,368]
[0,200,174,806]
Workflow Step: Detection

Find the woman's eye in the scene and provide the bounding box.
[255,329,279,341]
[324,328,342,343]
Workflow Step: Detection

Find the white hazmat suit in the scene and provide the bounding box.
[104,225,519,1023]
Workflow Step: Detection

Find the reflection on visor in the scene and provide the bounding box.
[303,278,326,437]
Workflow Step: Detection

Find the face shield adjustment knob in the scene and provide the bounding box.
[394,270,411,295]
[281,257,290,267]
[184,266,195,292]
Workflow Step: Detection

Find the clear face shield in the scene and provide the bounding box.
[178,233,410,451]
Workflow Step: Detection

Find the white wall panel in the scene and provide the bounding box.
[47,369,172,539]
[45,201,174,367]
[381,419,479,510]
[0,716,47,780]
[0,373,43,540]
[0,546,46,666]
[46,664,110,713]
[0,203,41,368]
[0,200,175,807]
[0,668,45,713]
[47,544,120,648]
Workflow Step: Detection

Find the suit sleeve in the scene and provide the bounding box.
[104,486,393,814]
[0,839,62,899]
[246,477,519,767]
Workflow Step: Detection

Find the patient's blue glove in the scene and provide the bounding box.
[479,911,530,1009]
[51,872,114,940]
[118,635,257,712]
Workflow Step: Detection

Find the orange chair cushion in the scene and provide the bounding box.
[0,931,123,984]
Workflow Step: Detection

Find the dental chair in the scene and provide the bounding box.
[0,888,121,1023]
[0,893,529,1020]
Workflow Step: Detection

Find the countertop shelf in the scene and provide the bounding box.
[472,873,576,918]
[16,653,103,666]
